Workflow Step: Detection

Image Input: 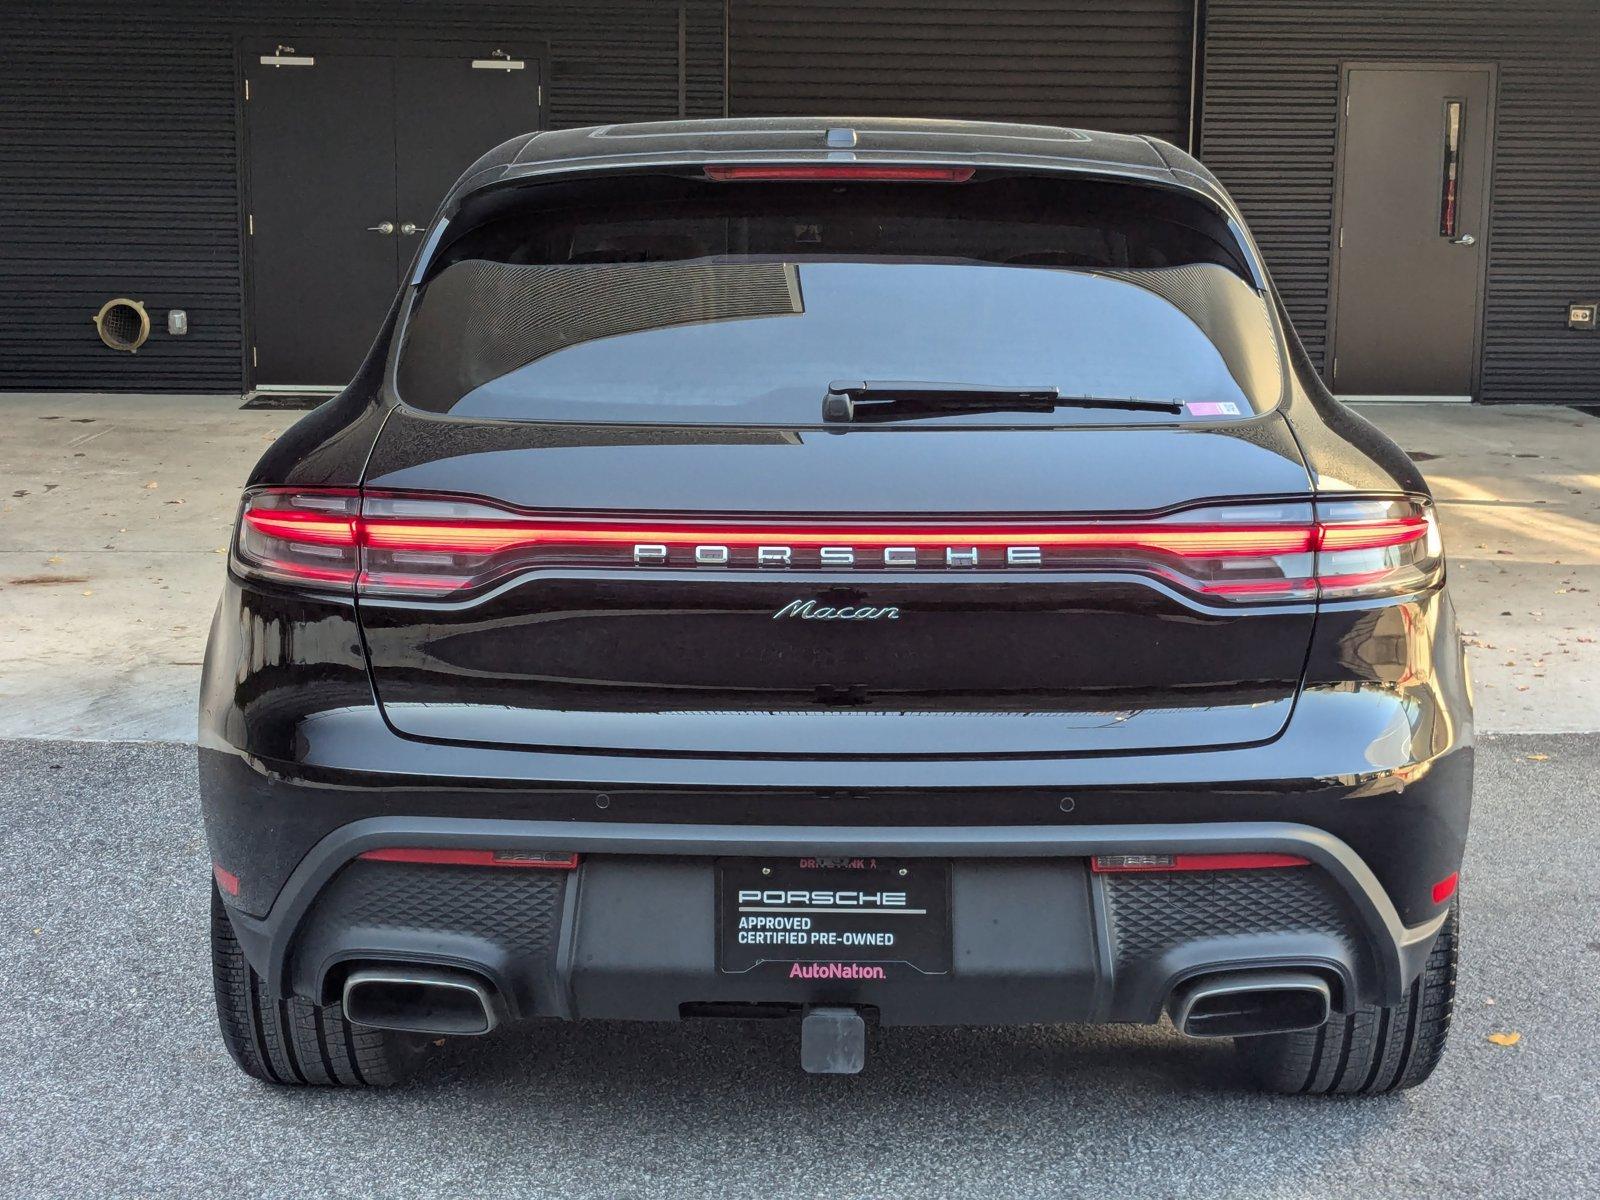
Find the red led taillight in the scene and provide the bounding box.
[703,164,975,183]
[1309,498,1441,599]
[233,489,360,588]
[231,490,1441,603]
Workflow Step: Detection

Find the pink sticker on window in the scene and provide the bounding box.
[1188,402,1241,416]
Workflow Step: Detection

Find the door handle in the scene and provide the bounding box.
[366,221,396,235]
[1451,234,1477,246]
[400,222,421,236]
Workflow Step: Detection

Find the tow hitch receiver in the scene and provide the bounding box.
[801,1006,867,1074]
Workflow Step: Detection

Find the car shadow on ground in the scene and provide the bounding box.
[265,1016,1416,1196]
[414,1013,1408,1113]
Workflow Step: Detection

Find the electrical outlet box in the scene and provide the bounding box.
[1568,302,1598,331]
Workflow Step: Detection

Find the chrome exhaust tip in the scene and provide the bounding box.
[342,966,499,1036]
[1169,970,1332,1038]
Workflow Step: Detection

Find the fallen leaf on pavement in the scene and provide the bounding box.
[1487,1032,1521,1047]
[143,481,158,489]
[1526,753,1549,761]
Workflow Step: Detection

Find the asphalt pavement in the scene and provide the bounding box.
[2,733,1597,1200]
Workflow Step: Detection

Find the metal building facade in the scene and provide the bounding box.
[0,1,724,394]
[1,0,1595,402]
[728,0,1196,147]
[1200,0,1600,404]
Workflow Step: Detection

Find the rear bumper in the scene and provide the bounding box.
[223,817,1450,1025]
[200,684,1474,933]
[201,581,1474,932]
[202,575,1471,1023]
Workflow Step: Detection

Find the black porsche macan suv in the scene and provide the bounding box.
[201,118,1470,1092]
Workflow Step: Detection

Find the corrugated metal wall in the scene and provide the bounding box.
[0,0,724,393]
[7,1,1596,401]
[1202,1,1600,403]
[729,0,1195,145]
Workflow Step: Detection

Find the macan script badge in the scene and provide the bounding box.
[773,599,900,621]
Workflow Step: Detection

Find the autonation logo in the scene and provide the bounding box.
[788,962,886,980]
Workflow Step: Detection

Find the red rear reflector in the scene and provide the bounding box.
[703,164,975,183]
[1431,871,1459,904]
[1091,853,1310,873]
[213,863,241,896]
[357,848,580,870]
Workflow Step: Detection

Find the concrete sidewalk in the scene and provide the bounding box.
[0,395,299,740]
[1,393,1597,740]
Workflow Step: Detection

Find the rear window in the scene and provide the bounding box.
[395,174,1282,426]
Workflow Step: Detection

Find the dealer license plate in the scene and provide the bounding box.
[716,857,951,977]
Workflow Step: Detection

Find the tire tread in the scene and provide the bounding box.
[209,882,428,1087]
[1241,901,1457,1096]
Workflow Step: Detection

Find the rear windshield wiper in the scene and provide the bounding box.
[822,380,1184,423]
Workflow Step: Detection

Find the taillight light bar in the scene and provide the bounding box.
[241,507,360,546]
[358,848,580,869]
[231,490,1441,603]
[703,164,975,183]
[361,519,1319,557]
[1091,853,1310,873]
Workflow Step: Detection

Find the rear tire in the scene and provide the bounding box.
[1240,901,1457,1095]
[210,883,432,1086]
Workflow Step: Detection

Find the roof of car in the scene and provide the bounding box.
[517,117,1169,169]
[443,116,1235,216]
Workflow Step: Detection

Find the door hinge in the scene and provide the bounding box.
[251,346,258,368]
[537,83,544,106]
[259,49,314,67]
[247,213,254,236]
[244,79,250,101]
[1338,227,1344,249]
[1344,94,1350,118]
[1332,356,1339,381]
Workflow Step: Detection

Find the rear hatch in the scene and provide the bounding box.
[357,167,1315,758]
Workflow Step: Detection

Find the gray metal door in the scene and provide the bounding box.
[244,47,541,388]
[1330,66,1493,397]
[245,53,400,388]
[394,53,543,269]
